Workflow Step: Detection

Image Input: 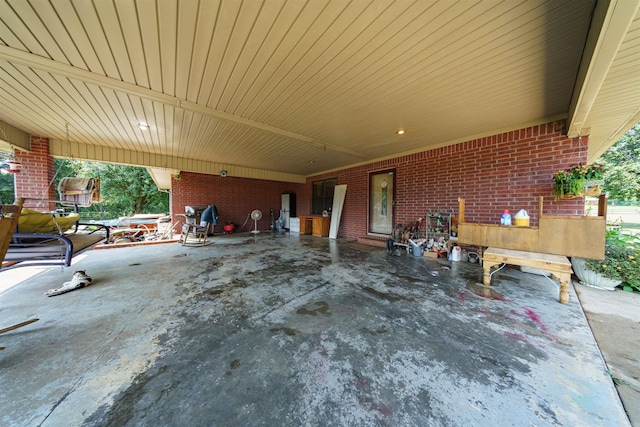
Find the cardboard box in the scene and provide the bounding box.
[423,251,439,258]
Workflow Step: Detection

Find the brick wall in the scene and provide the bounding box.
[171,172,305,232]
[14,137,57,210]
[305,120,587,243]
[16,120,587,241]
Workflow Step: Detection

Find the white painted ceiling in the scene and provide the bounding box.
[0,0,639,185]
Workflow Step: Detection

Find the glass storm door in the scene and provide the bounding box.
[369,169,395,235]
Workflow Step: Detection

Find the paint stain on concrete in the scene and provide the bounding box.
[392,274,422,284]
[207,289,225,296]
[84,364,171,426]
[270,327,299,336]
[523,307,552,339]
[360,286,415,302]
[465,283,506,301]
[361,325,390,335]
[502,331,529,342]
[297,301,331,316]
[228,277,248,288]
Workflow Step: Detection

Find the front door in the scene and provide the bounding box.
[369,169,395,235]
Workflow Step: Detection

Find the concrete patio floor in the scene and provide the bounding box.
[0,233,631,426]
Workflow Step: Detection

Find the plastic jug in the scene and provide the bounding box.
[451,246,462,261]
[500,210,512,226]
[513,209,530,227]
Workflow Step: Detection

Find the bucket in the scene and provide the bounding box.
[412,244,423,257]
[409,239,423,256]
[451,246,462,261]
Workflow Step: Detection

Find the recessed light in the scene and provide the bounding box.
[396,129,405,135]
[139,123,148,131]
[309,160,315,164]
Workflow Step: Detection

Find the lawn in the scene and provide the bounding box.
[606,205,640,235]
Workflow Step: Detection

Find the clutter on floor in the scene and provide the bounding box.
[44,270,94,297]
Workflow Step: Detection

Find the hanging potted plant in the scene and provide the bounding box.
[572,231,640,291]
[553,164,605,200]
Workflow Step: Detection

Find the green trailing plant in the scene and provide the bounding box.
[585,230,640,291]
[553,164,605,200]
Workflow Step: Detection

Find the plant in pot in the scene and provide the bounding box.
[553,163,605,200]
[572,231,640,291]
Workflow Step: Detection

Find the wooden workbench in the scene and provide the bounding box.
[483,247,573,304]
[457,196,606,259]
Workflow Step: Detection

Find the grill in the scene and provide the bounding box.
[184,206,208,225]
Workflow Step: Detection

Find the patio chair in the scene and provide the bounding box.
[179,204,217,246]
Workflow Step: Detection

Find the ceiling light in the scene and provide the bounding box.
[139,123,148,131]
[396,129,405,135]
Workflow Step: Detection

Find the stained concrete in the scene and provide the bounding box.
[0,233,630,426]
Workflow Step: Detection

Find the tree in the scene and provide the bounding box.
[53,159,169,218]
[601,122,640,202]
[0,168,15,204]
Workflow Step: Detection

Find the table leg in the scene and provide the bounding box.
[483,262,497,286]
[559,274,570,304]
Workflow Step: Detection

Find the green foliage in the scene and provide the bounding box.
[585,230,640,287]
[53,159,169,219]
[0,169,15,204]
[601,123,640,202]
[553,164,605,199]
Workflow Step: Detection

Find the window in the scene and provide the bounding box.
[311,178,337,214]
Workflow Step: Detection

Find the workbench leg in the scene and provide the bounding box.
[559,275,570,304]
[483,262,496,286]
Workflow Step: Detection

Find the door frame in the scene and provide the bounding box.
[367,168,396,236]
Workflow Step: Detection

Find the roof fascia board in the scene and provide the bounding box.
[588,109,640,163]
[567,0,640,138]
[147,167,180,190]
[0,120,31,152]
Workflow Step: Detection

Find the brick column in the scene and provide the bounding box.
[14,137,57,210]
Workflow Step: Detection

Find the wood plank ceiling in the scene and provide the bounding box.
[0,0,638,183]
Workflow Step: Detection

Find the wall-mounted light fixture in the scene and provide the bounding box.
[396,129,405,135]
[220,170,228,177]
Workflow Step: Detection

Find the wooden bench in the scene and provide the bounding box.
[483,247,573,304]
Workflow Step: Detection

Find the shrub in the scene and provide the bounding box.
[586,231,640,291]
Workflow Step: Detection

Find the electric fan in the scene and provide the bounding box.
[250,209,263,234]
